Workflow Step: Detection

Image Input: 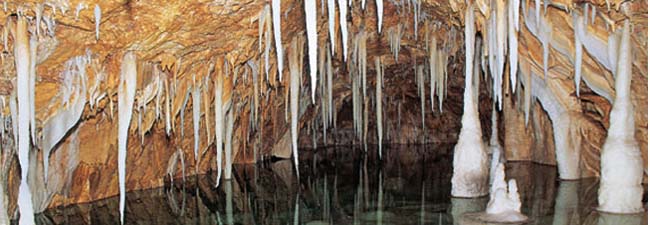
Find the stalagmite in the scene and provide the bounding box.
[118,52,137,224]
[508,0,518,93]
[376,0,383,33]
[305,0,318,103]
[289,37,304,176]
[375,58,383,159]
[573,12,583,97]
[192,76,201,169]
[338,0,349,61]
[481,163,527,222]
[95,5,101,40]
[214,70,224,187]
[327,0,336,55]
[451,6,489,197]
[272,0,284,81]
[15,15,35,225]
[598,19,644,214]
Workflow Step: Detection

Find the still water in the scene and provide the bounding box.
[42,144,647,225]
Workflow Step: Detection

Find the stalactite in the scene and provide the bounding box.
[319,46,328,144]
[598,19,644,214]
[508,0,518,93]
[41,52,91,178]
[573,12,583,97]
[417,65,425,130]
[118,52,137,225]
[338,0,349,61]
[388,24,402,61]
[376,0,383,33]
[438,47,447,112]
[412,0,420,40]
[540,18,552,80]
[305,0,318,103]
[214,68,224,187]
[327,44,333,124]
[375,57,383,159]
[535,0,540,25]
[327,0,336,55]
[36,4,43,36]
[94,5,101,40]
[224,108,234,180]
[247,60,259,130]
[261,5,272,81]
[451,5,488,198]
[289,37,304,177]
[15,15,35,225]
[28,36,36,149]
[272,0,284,81]
[428,35,437,112]
[192,75,201,171]
[180,88,190,139]
[164,78,172,136]
[202,80,211,145]
[357,31,367,100]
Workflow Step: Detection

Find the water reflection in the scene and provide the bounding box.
[40,144,646,225]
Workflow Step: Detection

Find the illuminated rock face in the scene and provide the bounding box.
[0,0,645,221]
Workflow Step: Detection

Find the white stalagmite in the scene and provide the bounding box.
[94,5,101,40]
[375,58,383,159]
[573,12,583,97]
[508,0,518,93]
[483,163,527,222]
[272,0,284,81]
[289,37,304,177]
[338,0,349,61]
[118,52,137,224]
[214,72,224,187]
[451,5,489,197]
[192,76,201,168]
[15,15,35,225]
[598,19,644,214]
[305,0,318,103]
[327,0,336,55]
[376,0,383,33]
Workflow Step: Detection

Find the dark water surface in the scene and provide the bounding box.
[41,144,647,225]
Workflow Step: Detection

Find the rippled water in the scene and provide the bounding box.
[41,144,647,225]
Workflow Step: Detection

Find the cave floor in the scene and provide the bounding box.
[39,144,647,225]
